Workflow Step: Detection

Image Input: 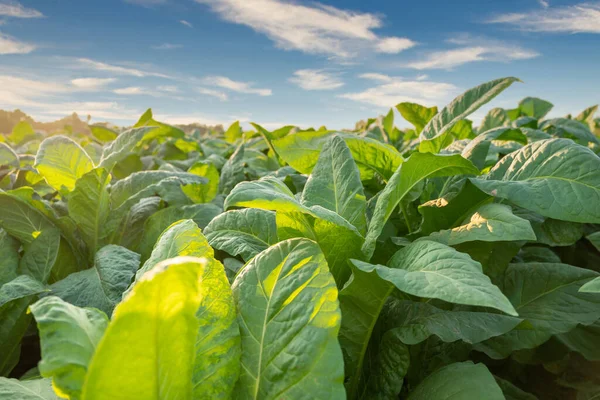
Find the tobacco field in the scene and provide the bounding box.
[1,77,600,399]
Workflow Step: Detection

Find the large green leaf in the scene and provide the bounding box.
[219,144,246,195]
[363,153,479,258]
[232,239,345,399]
[81,257,208,400]
[136,219,214,281]
[68,168,111,254]
[383,300,522,345]
[225,176,308,214]
[30,296,108,400]
[273,131,403,181]
[478,108,510,133]
[131,221,241,398]
[191,256,240,399]
[475,263,600,358]
[301,136,367,235]
[0,275,47,308]
[339,259,396,399]
[34,136,94,192]
[0,297,34,376]
[408,362,504,400]
[138,203,221,261]
[419,77,519,153]
[418,180,491,235]
[0,230,19,285]
[276,209,364,286]
[187,161,219,203]
[0,378,59,399]
[0,192,56,244]
[99,127,157,169]
[395,102,438,133]
[204,209,278,262]
[89,125,118,143]
[354,241,517,316]
[519,97,553,119]
[580,277,600,293]
[0,142,19,170]
[426,203,536,245]
[224,121,242,143]
[49,245,139,315]
[109,171,207,209]
[360,329,410,400]
[471,139,600,223]
[19,229,60,283]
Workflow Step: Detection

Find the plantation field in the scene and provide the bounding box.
[1,77,600,399]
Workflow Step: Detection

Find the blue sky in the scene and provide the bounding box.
[0,0,598,129]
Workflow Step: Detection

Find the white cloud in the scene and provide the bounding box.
[289,69,344,90]
[405,37,539,70]
[488,2,600,33]
[0,32,35,54]
[158,85,179,93]
[180,20,193,28]
[376,37,416,54]
[113,86,146,95]
[0,1,43,18]
[0,74,140,121]
[202,75,272,96]
[194,0,415,59]
[151,43,183,50]
[76,58,173,79]
[71,77,116,90]
[539,0,550,8]
[197,87,228,101]
[340,76,457,108]
[359,73,393,82]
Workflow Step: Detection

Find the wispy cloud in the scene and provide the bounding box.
[0,74,140,121]
[202,75,272,96]
[405,36,539,70]
[158,85,178,93]
[358,73,393,82]
[488,2,600,33]
[151,43,183,50]
[0,1,43,18]
[376,37,416,54]
[76,58,173,79]
[180,19,193,28]
[71,77,117,90]
[340,75,457,108]
[114,86,146,95]
[197,87,228,101]
[0,32,35,54]
[194,0,415,59]
[289,69,344,90]
[539,0,550,8]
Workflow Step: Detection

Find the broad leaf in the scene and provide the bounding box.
[19,229,60,283]
[68,168,111,254]
[396,102,438,133]
[204,209,278,262]
[49,245,139,315]
[138,203,221,261]
[301,136,367,234]
[232,239,345,399]
[408,362,504,400]
[419,77,519,153]
[519,97,553,119]
[471,139,600,223]
[30,296,108,400]
[426,203,536,245]
[35,136,94,192]
[363,153,479,258]
[99,127,157,170]
[81,257,208,400]
[354,241,517,316]
[476,263,600,358]
[0,378,59,399]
